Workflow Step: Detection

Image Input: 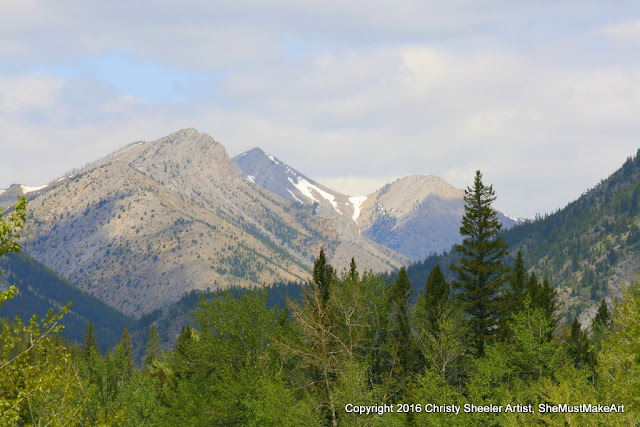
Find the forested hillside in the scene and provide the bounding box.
[0,252,135,351]
[406,150,640,325]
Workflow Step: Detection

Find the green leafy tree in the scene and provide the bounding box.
[598,280,640,423]
[451,171,509,355]
[524,274,557,339]
[0,197,89,424]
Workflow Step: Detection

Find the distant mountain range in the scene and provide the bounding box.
[1,128,638,344]
[232,147,525,261]
[7,129,406,316]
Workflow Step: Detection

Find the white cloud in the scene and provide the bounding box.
[0,3,639,218]
[603,20,640,44]
[0,74,64,112]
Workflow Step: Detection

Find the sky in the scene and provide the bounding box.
[1,1,639,218]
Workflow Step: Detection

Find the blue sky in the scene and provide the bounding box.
[1,0,639,217]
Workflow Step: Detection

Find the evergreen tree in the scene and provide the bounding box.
[499,251,528,338]
[143,324,160,369]
[82,319,98,361]
[312,247,335,309]
[420,264,450,333]
[524,274,557,339]
[120,327,134,377]
[451,170,508,355]
[566,318,590,369]
[348,257,359,283]
[288,249,340,426]
[387,266,414,397]
[508,251,527,312]
[592,298,610,330]
[591,298,611,358]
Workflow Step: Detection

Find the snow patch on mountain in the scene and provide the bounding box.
[288,176,340,213]
[246,175,256,183]
[287,189,304,204]
[265,153,280,165]
[20,184,48,194]
[349,196,368,223]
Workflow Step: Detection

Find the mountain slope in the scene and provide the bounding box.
[232,148,354,217]
[15,129,407,317]
[502,150,640,320]
[0,252,134,351]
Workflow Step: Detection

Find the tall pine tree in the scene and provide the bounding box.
[451,170,508,356]
[387,266,414,398]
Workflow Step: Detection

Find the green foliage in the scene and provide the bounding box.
[313,247,336,307]
[0,306,89,425]
[0,196,26,259]
[2,186,639,425]
[566,318,591,370]
[386,266,415,396]
[0,252,134,350]
[419,264,450,334]
[598,280,640,422]
[451,171,509,355]
[144,324,161,369]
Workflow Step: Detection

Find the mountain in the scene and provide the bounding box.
[0,183,49,210]
[357,175,523,260]
[502,150,640,322]
[233,149,524,261]
[11,129,407,317]
[232,147,355,218]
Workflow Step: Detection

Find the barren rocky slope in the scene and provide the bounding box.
[17,129,408,316]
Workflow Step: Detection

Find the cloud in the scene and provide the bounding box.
[603,20,640,44]
[0,2,639,218]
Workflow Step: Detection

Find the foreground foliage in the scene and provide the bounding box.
[2,177,639,425]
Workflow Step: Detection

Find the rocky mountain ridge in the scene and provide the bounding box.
[14,129,408,317]
[233,149,524,261]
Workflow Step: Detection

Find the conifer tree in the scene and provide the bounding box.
[567,318,590,369]
[451,170,508,355]
[591,298,611,356]
[509,251,527,311]
[144,324,160,369]
[524,274,557,339]
[499,251,528,338]
[592,298,610,330]
[348,257,358,283]
[120,328,134,377]
[420,264,450,333]
[387,267,414,396]
[312,248,335,309]
[287,249,340,426]
[82,319,98,361]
